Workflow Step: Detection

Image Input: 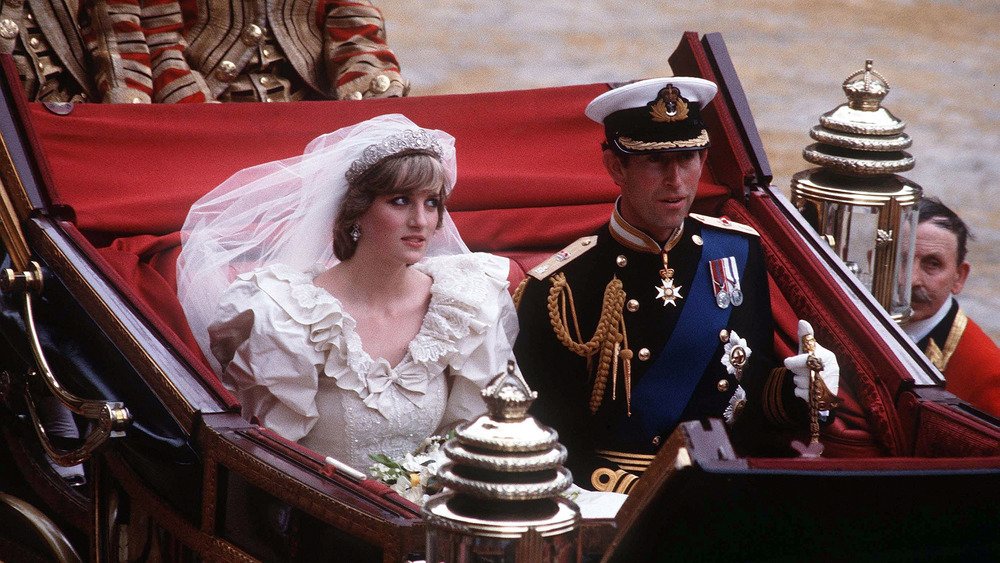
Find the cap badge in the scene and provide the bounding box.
[649,85,689,123]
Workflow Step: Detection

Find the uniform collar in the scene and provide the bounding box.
[609,197,684,254]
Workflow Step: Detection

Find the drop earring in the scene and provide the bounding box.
[350,223,361,242]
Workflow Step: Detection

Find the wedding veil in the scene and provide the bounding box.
[177,114,469,373]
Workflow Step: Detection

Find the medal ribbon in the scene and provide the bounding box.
[725,256,741,298]
[710,259,728,296]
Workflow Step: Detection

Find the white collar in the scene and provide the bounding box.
[608,197,683,254]
[902,295,954,343]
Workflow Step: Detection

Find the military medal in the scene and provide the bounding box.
[730,288,744,307]
[723,256,743,307]
[656,250,683,306]
[709,256,742,309]
[710,258,729,309]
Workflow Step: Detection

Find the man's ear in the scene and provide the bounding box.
[602,150,626,188]
[952,260,971,295]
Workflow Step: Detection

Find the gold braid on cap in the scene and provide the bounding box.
[546,273,630,414]
[618,130,710,152]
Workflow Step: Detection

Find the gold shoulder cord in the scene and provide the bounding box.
[512,277,530,311]
[546,273,631,414]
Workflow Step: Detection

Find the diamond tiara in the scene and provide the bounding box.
[345,129,444,184]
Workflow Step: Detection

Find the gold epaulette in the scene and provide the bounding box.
[527,235,599,280]
[689,213,760,237]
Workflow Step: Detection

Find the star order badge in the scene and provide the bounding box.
[656,250,683,306]
[656,277,683,306]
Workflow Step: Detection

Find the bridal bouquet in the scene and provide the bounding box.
[368,433,453,504]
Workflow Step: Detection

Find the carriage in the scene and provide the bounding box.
[1,32,998,562]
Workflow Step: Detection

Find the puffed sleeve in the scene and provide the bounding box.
[323,0,407,99]
[208,270,326,442]
[437,253,520,430]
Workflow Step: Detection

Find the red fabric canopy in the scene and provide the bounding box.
[30,83,726,249]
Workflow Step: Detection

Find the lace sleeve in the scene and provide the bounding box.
[209,277,325,442]
[438,253,520,431]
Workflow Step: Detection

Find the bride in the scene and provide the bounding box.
[177,114,518,471]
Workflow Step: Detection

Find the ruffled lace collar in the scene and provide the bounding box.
[261,256,492,414]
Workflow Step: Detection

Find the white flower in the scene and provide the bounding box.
[367,433,452,505]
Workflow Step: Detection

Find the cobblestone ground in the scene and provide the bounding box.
[380,0,1000,341]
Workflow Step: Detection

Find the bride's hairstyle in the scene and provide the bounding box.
[333,150,448,260]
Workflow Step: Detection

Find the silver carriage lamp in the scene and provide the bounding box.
[791,60,922,321]
[423,361,581,562]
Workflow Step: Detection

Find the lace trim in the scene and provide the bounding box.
[250,256,495,412]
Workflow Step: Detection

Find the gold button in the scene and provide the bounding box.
[369,74,391,94]
[692,234,703,246]
[241,23,264,46]
[638,348,650,361]
[717,379,730,392]
[262,48,271,57]
[626,299,639,313]
[651,435,661,447]
[719,329,729,343]
[582,238,592,246]
[347,90,363,100]
[616,255,627,267]
[264,97,274,102]
[0,19,18,40]
[259,76,269,86]
[28,37,40,49]
[131,97,142,103]
[215,60,238,81]
[25,11,32,21]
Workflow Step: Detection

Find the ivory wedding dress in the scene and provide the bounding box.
[208,252,517,471]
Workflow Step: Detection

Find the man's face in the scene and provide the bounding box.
[603,149,707,242]
[910,221,970,322]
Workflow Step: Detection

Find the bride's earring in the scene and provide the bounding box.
[350,223,361,242]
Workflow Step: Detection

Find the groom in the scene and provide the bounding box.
[513,77,840,493]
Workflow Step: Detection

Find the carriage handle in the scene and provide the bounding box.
[2,263,132,466]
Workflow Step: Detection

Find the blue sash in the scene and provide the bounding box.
[617,227,749,444]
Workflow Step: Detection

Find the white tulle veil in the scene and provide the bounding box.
[177,114,469,373]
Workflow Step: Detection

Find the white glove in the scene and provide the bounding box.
[784,320,839,404]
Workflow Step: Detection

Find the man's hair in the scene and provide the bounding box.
[601,140,628,163]
[917,197,973,264]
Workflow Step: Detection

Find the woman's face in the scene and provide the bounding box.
[355,188,442,265]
